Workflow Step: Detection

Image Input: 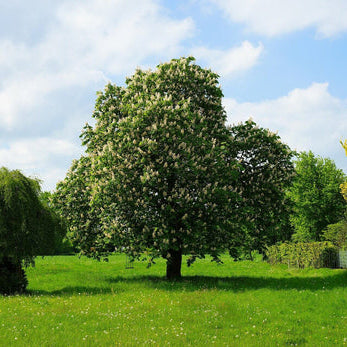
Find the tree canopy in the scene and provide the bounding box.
[54,57,298,277]
[0,167,60,293]
[0,167,57,265]
[340,140,347,202]
[227,120,295,258]
[53,57,241,278]
[288,151,346,242]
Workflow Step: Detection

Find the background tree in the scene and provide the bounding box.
[340,140,347,201]
[52,156,110,257]
[39,191,73,255]
[288,151,346,242]
[322,212,347,249]
[341,140,347,156]
[53,57,241,279]
[0,168,59,293]
[227,120,295,259]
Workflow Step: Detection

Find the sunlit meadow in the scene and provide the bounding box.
[0,255,346,346]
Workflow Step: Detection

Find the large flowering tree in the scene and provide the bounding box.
[53,57,241,279]
[227,120,295,258]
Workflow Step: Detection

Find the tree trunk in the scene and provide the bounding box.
[0,257,28,294]
[166,249,182,280]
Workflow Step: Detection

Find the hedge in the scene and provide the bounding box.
[266,242,339,269]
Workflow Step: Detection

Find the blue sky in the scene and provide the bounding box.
[1,0,346,191]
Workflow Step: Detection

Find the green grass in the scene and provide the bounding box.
[1,255,346,346]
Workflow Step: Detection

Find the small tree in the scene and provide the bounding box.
[227,120,295,258]
[54,57,242,279]
[322,217,347,249]
[288,151,346,242]
[0,167,58,293]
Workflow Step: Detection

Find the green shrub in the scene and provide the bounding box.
[322,218,347,249]
[266,242,338,268]
[0,257,28,294]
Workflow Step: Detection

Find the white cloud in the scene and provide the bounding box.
[0,0,194,129]
[0,137,82,191]
[210,0,347,37]
[1,0,269,191]
[0,0,197,190]
[192,41,264,77]
[225,82,347,172]
[0,138,79,166]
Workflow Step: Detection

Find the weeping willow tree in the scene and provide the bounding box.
[0,167,57,294]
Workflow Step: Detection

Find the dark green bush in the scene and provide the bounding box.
[0,257,28,294]
[266,242,338,268]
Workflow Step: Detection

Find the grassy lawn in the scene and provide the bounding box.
[0,254,346,346]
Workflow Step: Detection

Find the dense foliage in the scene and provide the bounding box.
[53,57,241,278]
[53,57,299,277]
[0,167,60,293]
[287,151,346,242]
[40,192,73,255]
[0,168,56,264]
[266,242,338,268]
[322,213,347,249]
[227,120,295,258]
[341,140,347,201]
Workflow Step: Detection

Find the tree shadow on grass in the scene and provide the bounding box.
[24,271,347,296]
[107,271,347,292]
